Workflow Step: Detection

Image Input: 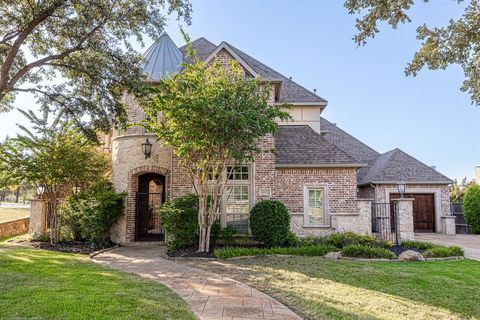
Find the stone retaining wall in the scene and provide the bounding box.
[0,217,30,238]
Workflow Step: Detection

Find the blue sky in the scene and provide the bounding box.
[1,1,479,181]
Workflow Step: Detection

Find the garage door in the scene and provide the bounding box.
[390,193,435,232]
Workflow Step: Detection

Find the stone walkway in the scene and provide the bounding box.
[92,247,301,320]
[415,233,480,260]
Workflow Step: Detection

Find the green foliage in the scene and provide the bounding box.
[0,1,192,130]
[63,179,125,245]
[142,45,291,252]
[303,232,392,249]
[213,245,338,259]
[33,232,51,243]
[218,226,237,245]
[158,194,199,250]
[450,178,475,202]
[341,244,396,259]
[463,185,480,234]
[423,246,465,258]
[158,194,221,250]
[344,0,480,106]
[401,240,438,251]
[249,200,291,247]
[284,231,300,247]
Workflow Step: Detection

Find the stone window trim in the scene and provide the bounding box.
[303,183,330,228]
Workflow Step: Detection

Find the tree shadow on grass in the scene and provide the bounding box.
[185,256,480,320]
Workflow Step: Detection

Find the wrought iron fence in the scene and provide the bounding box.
[371,202,398,243]
[135,192,164,241]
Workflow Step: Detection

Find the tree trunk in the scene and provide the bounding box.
[15,188,20,203]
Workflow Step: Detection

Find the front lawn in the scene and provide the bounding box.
[185,256,480,320]
[0,244,196,320]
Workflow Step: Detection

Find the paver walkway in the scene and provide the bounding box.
[92,247,301,320]
[416,233,480,260]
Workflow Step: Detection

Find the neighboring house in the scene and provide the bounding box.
[103,33,454,244]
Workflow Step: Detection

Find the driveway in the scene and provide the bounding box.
[92,246,301,320]
[415,233,480,260]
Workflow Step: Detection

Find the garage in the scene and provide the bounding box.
[390,193,436,232]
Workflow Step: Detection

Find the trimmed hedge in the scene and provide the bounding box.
[423,246,464,258]
[249,200,291,247]
[214,245,337,259]
[401,240,438,251]
[463,185,480,234]
[341,244,396,259]
[300,232,393,249]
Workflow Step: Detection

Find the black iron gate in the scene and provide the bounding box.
[371,202,398,243]
[135,192,164,241]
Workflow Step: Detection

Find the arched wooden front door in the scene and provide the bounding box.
[135,173,166,241]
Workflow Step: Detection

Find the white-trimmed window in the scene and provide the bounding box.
[224,165,251,234]
[304,185,329,226]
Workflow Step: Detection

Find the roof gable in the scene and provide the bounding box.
[204,42,258,77]
[359,148,453,185]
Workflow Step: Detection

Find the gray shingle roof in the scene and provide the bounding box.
[358,148,453,185]
[320,118,452,185]
[180,37,327,104]
[275,125,364,167]
[141,33,183,81]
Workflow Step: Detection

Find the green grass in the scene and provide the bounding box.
[0,244,196,320]
[0,207,30,223]
[186,255,480,319]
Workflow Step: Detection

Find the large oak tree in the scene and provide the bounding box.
[0,0,191,132]
[345,0,480,105]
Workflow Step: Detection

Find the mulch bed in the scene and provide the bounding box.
[166,246,216,258]
[388,245,423,256]
[16,240,110,255]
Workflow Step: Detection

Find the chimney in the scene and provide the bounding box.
[476,166,480,184]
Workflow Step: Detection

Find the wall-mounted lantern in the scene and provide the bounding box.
[397,180,406,198]
[142,138,152,159]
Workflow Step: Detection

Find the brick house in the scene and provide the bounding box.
[108,33,455,245]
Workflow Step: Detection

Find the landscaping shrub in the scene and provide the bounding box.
[284,231,300,247]
[159,194,221,250]
[214,244,337,259]
[217,226,237,245]
[249,200,291,247]
[322,232,391,249]
[401,240,438,251]
[423,246,464,258]
[63,179,125,246]
[341,244,396,259]
[463,185,480,234]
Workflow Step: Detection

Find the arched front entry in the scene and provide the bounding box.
[135,173,166,241]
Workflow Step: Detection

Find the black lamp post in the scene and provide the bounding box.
[397,180,406,198]
[142,138,152,159]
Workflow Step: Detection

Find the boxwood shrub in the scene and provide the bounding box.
[301,232,392,249]
[249,200,291,247]
[341,244,396,259]
[213,244,337,259]
[423,246,464,258]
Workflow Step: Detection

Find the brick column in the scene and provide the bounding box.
[441,216,456,235]
[392,198,415,242]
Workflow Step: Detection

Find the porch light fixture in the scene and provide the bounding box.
[141,138,152,159]
[397,180,406,198]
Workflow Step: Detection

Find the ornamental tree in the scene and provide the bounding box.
[345,0,480,106]
[142,48,290,252]
[0,110,108,243]
[0,0,191,131]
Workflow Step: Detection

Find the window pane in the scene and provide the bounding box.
[226,185,250,233]
[227,166,249,180]
[307,188,324,225]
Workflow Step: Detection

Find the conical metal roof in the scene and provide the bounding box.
[140,33,182,81]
